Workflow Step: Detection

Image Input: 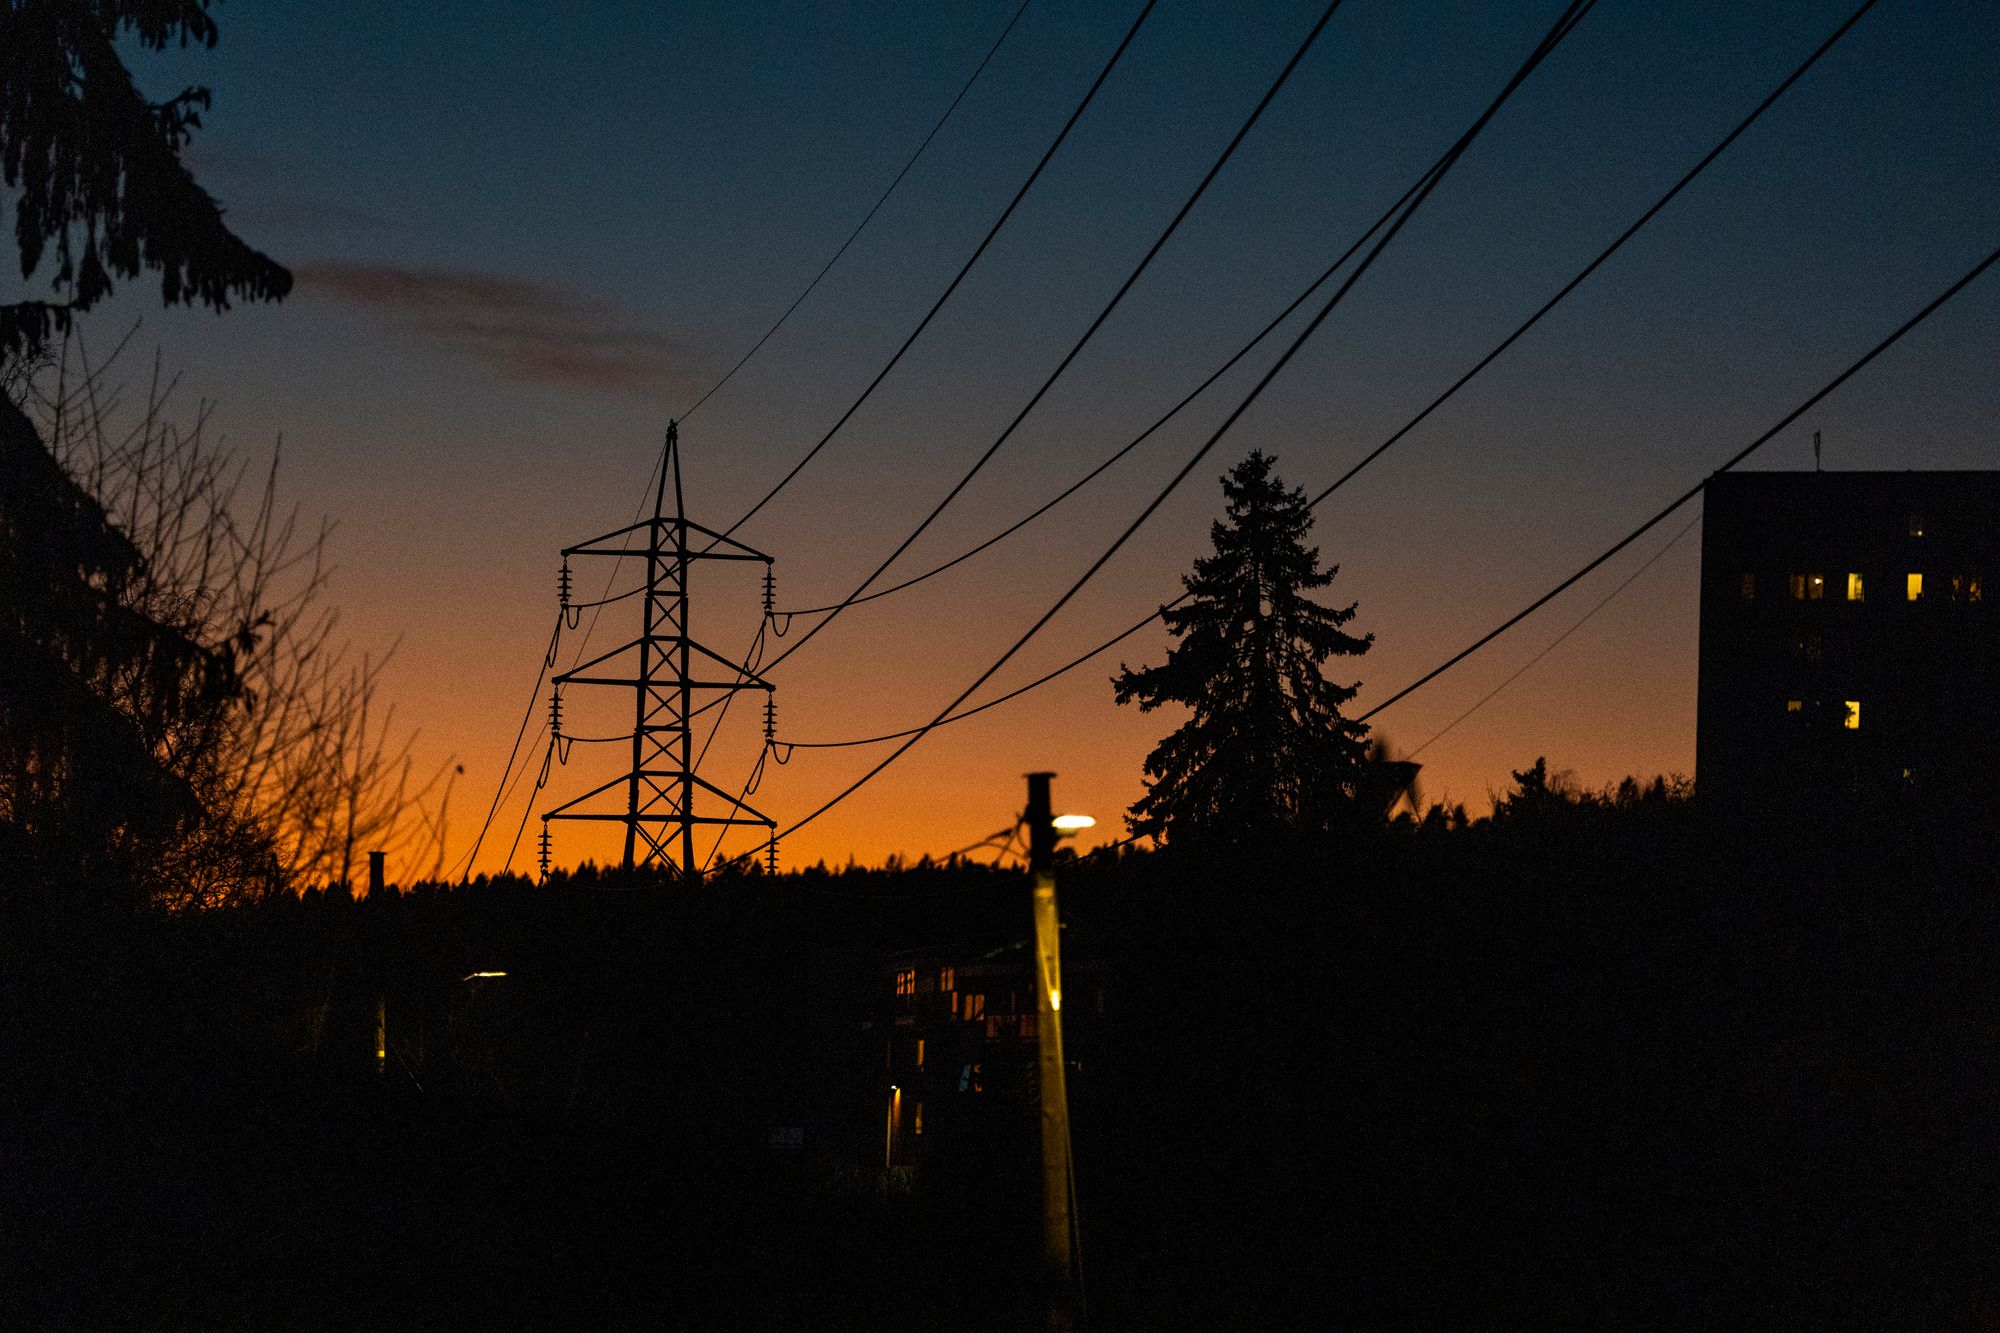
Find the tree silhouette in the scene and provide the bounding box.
[1,2,288,899]
[1113,451,1373,847]
[1,0,291,361]
[0,381,243,887]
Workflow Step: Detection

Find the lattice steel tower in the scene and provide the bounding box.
[543,422,776,876]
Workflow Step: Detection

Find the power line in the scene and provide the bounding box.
[677,0,1034,425]
[461,0,1033,877]
[1359,240,2000,725]
[457,444,665,881]
[1406,508,1703,760]
[731,0,1598,860]
[714,0,1161,545]
[756,0,1352,672]
[770,158,1428,620]
[454,614,561,881]
[1304,0,1881,513]
[774,0,1877,751]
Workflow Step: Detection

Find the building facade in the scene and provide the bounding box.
[1696,471,2000,814]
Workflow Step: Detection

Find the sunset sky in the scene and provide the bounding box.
[62,0,2000,875]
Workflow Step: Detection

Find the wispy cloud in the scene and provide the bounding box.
[296,262,703,399]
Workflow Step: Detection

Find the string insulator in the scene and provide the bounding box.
[763,694,776,746]
[558,559,573,608]
[762,564,775,618]
[549,686,563,736]
[765,835,779,877]
[537,824,552,883]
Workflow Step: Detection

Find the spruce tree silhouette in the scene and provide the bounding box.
[0,0,291,361]
[1113,451,1373,847]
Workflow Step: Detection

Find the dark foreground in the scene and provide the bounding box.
[3,801,1995,1330]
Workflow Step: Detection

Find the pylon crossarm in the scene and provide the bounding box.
[560,517,657,555]
[545,812,775,827]
[551,636,652,682]
[558,674,772,690]
[684,637,776,684]
[541,770,641,817]
[676,517,773,560]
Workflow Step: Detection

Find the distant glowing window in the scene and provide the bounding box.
[1845,573,1864,602]
[939,965,955,992]
[1844,700,1860,731]
[893,968,915,997]
[1789,574,1806,600]
[1971,577,1984,604]
[915,1038,925,1070]
[1740,573,1756,601]
[1909,513,1925,538]
[1786,699,1803,713]
[913,1102,924,1136]
[1949,575,1983,604]
[1907,573,1923,601]
[962,993,985,1022]
[1809,575,1824,600]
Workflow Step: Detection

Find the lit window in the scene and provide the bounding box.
[1786,699,1803,713]
[1789,574,1806,600]
[1949,575,1983,604]
[1810,575,1825,600]
[913,1102,924,1136]
[893,968,915,997]
[1971,577,1984,604]
[915,1038,925,1070]
[1909,513,1925,538]
[1844,700,1860,731]
[939,965,955,992]
[1740,573,1756,601]
[962,993,985,1022]
[1907,573,1923,601]
[1845,573,1864,602]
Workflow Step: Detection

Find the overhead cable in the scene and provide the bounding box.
[1406,507,1703,760]
[758,0,1353,670]
[777,0,1877,750]
[678,0,1034,424]
[714,0,1162,544]
[1359,240,2000,724]
[731,0,1599,859]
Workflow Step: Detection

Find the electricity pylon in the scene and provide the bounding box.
[542,422,775,877]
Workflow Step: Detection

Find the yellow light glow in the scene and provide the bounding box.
[1786,700,1802,713]
[1907,573,1923,601]
[462,970,508,980]
[1844,701,1860,731]
[1052,814,1095,831]
[1846,573,1864,601]
[1049,989,1061,1012]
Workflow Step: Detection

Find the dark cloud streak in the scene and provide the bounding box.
[296,262,702,398]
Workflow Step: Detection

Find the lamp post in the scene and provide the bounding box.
[1026,773,1087,1331]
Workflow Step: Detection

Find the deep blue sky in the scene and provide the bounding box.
[70,0,2000,870]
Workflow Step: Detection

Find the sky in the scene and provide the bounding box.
[41,0,2000,876]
